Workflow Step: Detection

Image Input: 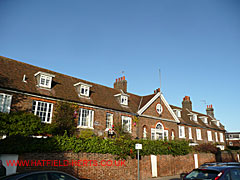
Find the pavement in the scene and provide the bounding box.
[147,175,180,180]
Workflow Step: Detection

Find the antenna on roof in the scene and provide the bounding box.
[159,69,162,117]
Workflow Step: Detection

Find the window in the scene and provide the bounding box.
[193,114,198,121]
[40,75,52,88]
[179,126,185,138]
[151,123,168,140]
[143,126,147,139]
[80,85,90,97]
[35,72,55,89]
[215,132,218,142]
[106,113,113,130]
[122,116,132,132]
[0,93,12,113]
[189,127,192,139]
[74,82,92,97]
[220,132,224,142]
[207,131,213,141]
[200,117,208,124]
[121,95,128,106]
[171,130,175,140]
[78,108,94,128]
[32,100,53,123]
[196,129,202,140]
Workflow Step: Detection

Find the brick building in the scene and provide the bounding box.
[226,132,240,147]
[0,56,225,147]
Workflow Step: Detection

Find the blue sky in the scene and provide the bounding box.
[0,0,239,132]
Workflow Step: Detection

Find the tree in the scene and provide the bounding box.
[50,102,76,136]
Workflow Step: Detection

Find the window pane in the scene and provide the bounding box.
[32,100,53,123]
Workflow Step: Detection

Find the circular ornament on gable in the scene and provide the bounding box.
[156,103,163,115]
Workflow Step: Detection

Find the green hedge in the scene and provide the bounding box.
[0,134,192,159]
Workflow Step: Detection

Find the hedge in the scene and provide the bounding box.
[0,134,192,159]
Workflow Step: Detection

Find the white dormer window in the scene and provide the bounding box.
[74,82,92,97]
[192,114,197,121]
[121,95,128,106]
[173,109,181,117]
[34,72,55,89]
[200,116,208,124]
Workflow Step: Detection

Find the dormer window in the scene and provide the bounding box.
[189,113,198,122]
[34,71,55,89]
[114,90,129,106]
[121,95,128,106]
[192,114,197,121]
[173,109,181,117]
[74,82,92,97]
[200,116,208,124]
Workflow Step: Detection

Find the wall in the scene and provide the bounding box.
[14,152,239,180]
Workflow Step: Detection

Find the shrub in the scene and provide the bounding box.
[0,135,192,159]
[194,143,218,154]
[0,111,47,136]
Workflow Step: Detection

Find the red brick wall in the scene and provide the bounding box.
[16,152,239,179]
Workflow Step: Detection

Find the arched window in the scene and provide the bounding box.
[171,130,175,140]
[151,122,168,140]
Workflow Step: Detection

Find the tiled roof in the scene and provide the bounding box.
[170,105,224,131]
[0,56,143,114]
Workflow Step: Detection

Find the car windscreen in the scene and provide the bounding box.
[185,169,220,180]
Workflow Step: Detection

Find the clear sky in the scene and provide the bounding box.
[0,0,239,132]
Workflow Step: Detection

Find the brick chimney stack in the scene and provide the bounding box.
[114,76,127,92]
[182,96,192,111]
[206,104,214,118]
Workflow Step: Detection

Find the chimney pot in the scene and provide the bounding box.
[123,76,125,80]
[121,77,123,81]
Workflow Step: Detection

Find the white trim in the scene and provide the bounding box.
[207,130,213,141]
[34,71,55,78]
[139,114,178,123]
[74,82,92,87]
[78,108,94,128]
[32,100,53,123]
[121,116,132,133]
[137,92,180,123]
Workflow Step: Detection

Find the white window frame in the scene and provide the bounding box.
[196,129,202,140]
[192,114,198,122]
[106,113,113,130]
[171,130,175,140]
[189,127,192,139]
[151,123,168,140]
[0,93,12,113]
[207,131,213,141]
[40,75,52,88]
[215,132,218,142]
[80,85,90,97]
[121,95,128,106]
[121,116,132,133]
[179,126,185,138]
[32,100,53,123]
[143,127,147,139]
[78,108,94,128]
[219,132,224,142]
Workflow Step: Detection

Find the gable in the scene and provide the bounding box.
[137,92,180,123]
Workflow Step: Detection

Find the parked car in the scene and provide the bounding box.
[183,166,240,180]
[199,162,240,168]
[0,171,90,180]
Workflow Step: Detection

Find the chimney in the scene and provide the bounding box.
[114,76,127,92]
[182,96,192,111]
[154,88,161,94]
[206,104,214,118]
